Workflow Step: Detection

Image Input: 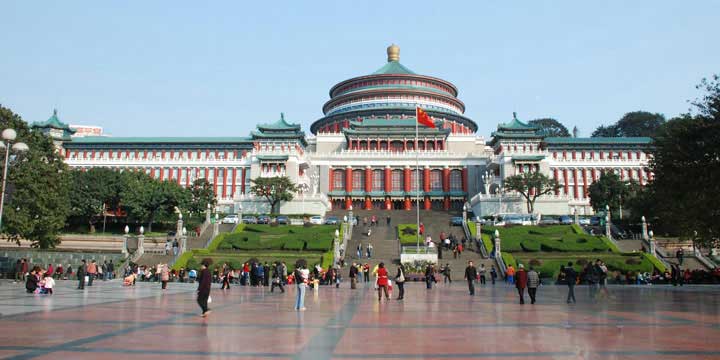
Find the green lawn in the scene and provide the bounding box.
[481,225,617,253]
[216,224,336,251]
[512,252,655,278]
[398,224,424,245]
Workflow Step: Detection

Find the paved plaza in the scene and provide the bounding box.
[0,280,718,359]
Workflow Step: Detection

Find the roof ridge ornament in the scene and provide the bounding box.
[387,44,400,62]
[513,112,517,120]
[281,112,285,121]
[53,108,58,117]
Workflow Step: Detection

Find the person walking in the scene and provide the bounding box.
[676,248,684,266]
[376,262,390,301]
[172,239,179,256]
[357,243,363,259]
[363,263,370,283]
[349,262,358,289]
[563,262,577,303]
[87,260,98,286]
[160,264,170,290]
[490,265,498,285]
[294,262,309,311]
[77,260,87,290]
[395,264,406,300]
[425,264,435,289]
[197,259,212,317]
[464,261,478,295]
[527,267,540,304]
[506,264,516,285]
[478,264,487,285]
[367,243,373,259]
[442,264,452,283]
[515,264,528,304]
[386,215,391,226]
[271,262,285,293]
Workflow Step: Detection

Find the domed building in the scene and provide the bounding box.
[52,45,652,217]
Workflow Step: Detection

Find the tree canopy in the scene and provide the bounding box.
[188,178,216,218]
[591,111,666,137]
[648,75,720,248]
[528,118,571,137]
[503,172,559,214]
[120,171,191,232]
[587,172,639,216]
[0,105,70,248]
[250,176,297,214]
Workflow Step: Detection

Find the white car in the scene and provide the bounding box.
[309,216,323,225]
[221,214,239,224]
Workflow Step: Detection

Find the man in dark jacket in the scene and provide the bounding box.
[564,262,577,303]
[464,261,477,295]
[515,264,528,304]
[349,262,358,289]
[197,259,213,317]
[77,260,87,290]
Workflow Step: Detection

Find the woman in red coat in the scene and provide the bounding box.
[376,262,389,301]
[515,264,528,304]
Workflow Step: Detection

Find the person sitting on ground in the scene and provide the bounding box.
[123,273,137,286]
[41,273,55,295]
[26,267,41,294]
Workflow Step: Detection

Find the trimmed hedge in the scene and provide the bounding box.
[398,224,422,245]
[513,253,656,278]
[482,225,615,253]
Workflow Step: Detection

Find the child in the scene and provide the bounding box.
[41,273,55,294]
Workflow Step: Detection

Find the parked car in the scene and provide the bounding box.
[590,216,601,226]
[276,215,289,225]
[539,216,560,225]
[257,215,270,224]
[578,217,591,225]
[559,215,573,225]
[309,216,323,225]
[450,216,464,226]
[221,214,239,224]
[504,214,528,226]
[242,216,257,224]
[325,216,339,225]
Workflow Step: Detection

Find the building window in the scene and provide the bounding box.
[430,170,442,191]
[372,170,384,191]
[352,170,365,190]
[391,170,403,191]
[333,169,345,191]
[411,169,423,191]
[450,170,462,191]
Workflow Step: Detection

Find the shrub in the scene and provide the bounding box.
[625,258,641,265]
[529,258,542,267]
[283,238,305,251]
[520,240,541,252]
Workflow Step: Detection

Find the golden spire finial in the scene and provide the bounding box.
[387,44,400,62]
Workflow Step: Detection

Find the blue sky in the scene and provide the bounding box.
[1,1,717,138]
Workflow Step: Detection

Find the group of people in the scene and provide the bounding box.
[356,243,374,258]
[15,258,116,285]
[24,266,55,295]
[437,231,466,259]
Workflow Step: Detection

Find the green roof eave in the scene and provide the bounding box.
[497,115,538,131]
[31,110,76,133]
[257,113,301,131]
[256,155,289,161]
[69,136,253,144]
[372,61,416,75]
[544,137,653,145]
[491,131,543,139]
[512,155,546,162]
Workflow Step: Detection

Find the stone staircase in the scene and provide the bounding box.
[328,209,495,280]
[134,223,235,266]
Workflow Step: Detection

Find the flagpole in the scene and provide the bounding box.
[415,107,421,252]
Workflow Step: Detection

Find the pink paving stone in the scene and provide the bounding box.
[33,352,292,360]
[0,320,133,347]
[76,325,318,354]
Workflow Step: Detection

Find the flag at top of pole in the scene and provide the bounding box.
[416,107,435,128]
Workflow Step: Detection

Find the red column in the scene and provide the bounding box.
[365,197,372,210]
[384,167,392,193]
[423,167,430,192]
[213,168,219,195]
[553,168,560,195]
[461,167,468,192]
[150,168,156,179]
[582,168,588,197]
[221,168,228,199]
[168,167,174,182]
[442,167,450,192]
[345,167,352,193]
[403,167,411,192]
[563,169,568,196]
[365,167,372,193]
[443,196,450,210]
[385,198,391,210]
[404,198,411,210]
[572,169,579,199]
[231,168,237,197]
[241,167,246,194]
[591,168,597,182]
[424,197,431,210]
[177,168,182,185]
[185,168,190,188]
[638,168,644,185]
[328,167,334,191]
[345,197,352,209]
[159,168,164,181]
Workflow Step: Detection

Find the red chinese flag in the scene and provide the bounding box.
[416,107,435,128]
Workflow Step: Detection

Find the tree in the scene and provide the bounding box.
[121,172,190,232]
[249,176,297,214]
[68,168,125,232]
[649,75,720,248]
[0,105,71,248]
[591,111,666,137]
[528,118,571,137]
[503,172,560,214]
[188,178,216,218]
[587,172,635,215]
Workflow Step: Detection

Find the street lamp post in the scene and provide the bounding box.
[0,129,29,231]
[481,170,492,195]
